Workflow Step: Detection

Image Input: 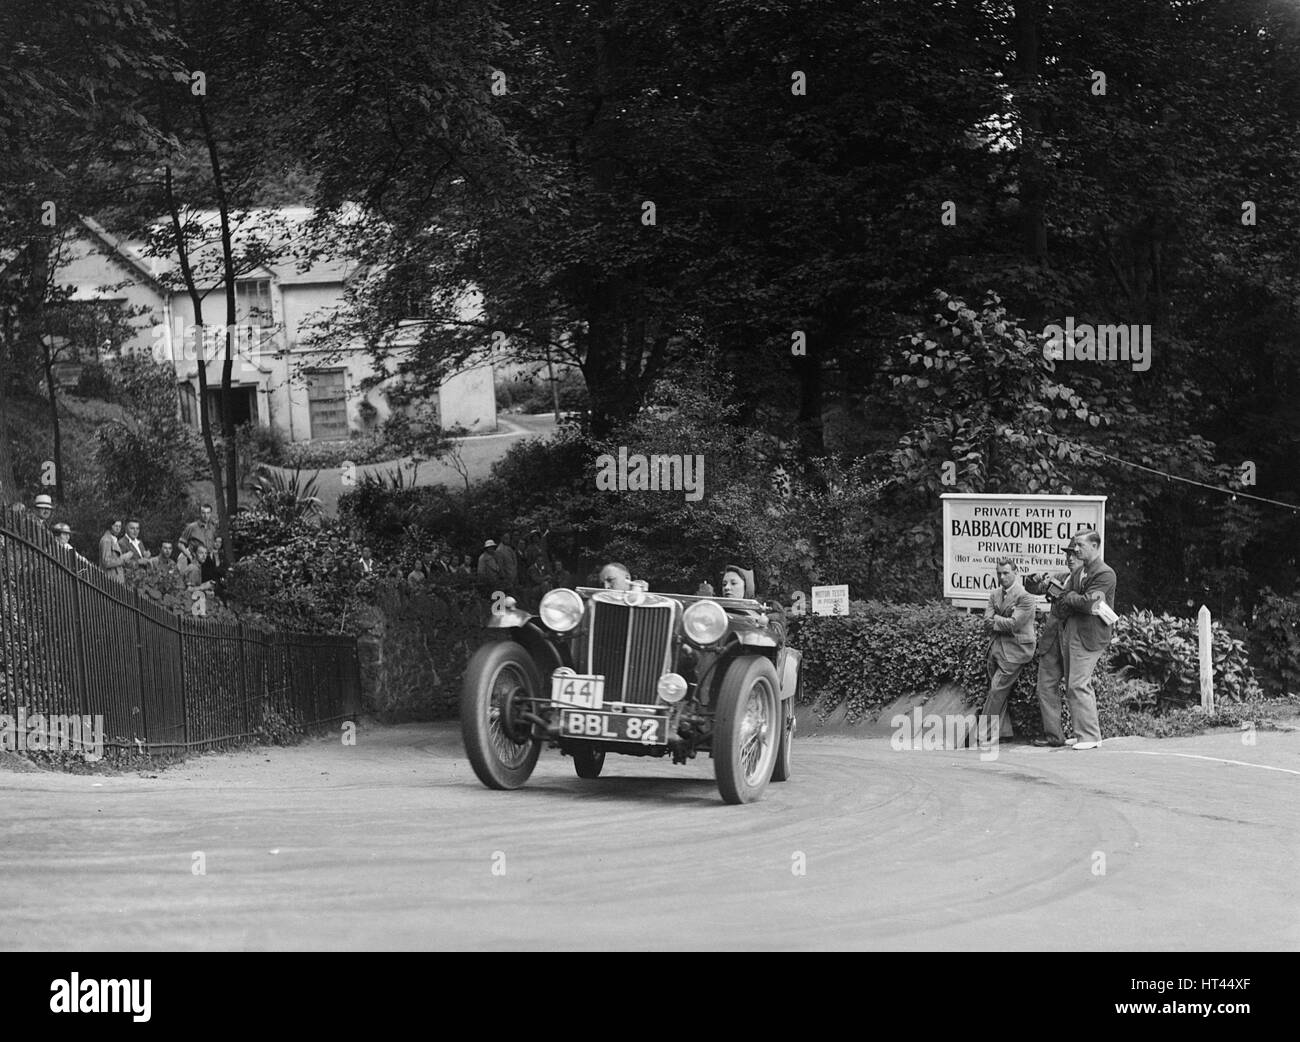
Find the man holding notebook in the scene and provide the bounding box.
[1051,531,1117,750]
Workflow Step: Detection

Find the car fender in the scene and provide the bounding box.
[776,646,801,701]
[486,607,534,629]
[705,643,778,702]
[486,619,567,678]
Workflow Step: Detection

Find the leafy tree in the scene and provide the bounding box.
[0,0,171,505]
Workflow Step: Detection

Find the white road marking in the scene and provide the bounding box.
[1110,749,1300,776]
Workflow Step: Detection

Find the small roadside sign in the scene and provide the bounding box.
[811,584,850,616]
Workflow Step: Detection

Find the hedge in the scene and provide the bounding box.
[788,601,1267,737]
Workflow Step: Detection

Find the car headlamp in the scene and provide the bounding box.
[539,588,584,632]
[683,599,728,646]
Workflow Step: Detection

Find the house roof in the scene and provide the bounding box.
[77,216,170,292]
[82,207,359,293]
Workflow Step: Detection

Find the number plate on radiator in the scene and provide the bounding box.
[550,673,605,709]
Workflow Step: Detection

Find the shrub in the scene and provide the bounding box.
[224,517,361,631]
[90,357,204,523]
[249,467,323,522]
[496,370,588,414]
[229,509,299,557]
[789,601,1276,740]
[243,421,287,466]
[790,601,992,722]
[1095,672,1297,738]
[365,579,493,720]
[125,564,241,623]
[1108,609,1262,704]
[1250,588,1300,692]
[337,481,475,560]
[282,432,391,469]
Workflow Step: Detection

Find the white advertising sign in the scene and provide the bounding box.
[941,494,1106,608]
[811,584,850,616]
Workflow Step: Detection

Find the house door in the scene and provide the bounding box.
[307,370,348,440]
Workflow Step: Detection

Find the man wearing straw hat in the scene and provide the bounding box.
[31,493,53,527]
[52,522,91,570]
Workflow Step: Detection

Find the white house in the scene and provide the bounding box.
[49,209,497,441]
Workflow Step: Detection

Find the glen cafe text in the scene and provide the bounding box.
[941,493,1106,608]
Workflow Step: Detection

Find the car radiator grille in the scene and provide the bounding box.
[588,600,673,706]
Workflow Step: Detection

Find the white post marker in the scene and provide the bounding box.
[1198,604,1214,714]
[811,585,850,616]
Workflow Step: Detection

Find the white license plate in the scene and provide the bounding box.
[551,673,605,709]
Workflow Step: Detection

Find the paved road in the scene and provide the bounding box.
[191,412,559,515]
[268,412,558,514]
[1,724,1297,950]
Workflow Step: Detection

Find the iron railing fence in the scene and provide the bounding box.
[0,506,360,753]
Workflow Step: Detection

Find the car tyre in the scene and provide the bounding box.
[713,655,781,804]
[571,745,606,779]
[460,641,543,790]
[771,688,796,783]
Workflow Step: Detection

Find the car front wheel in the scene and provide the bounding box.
[713,656,781,804]
[460,641,543,789]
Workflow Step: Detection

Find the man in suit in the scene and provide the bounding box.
[1024,545,1080,747]
[118,519,152,571]
[1053,530,1117,750]
[981,558,1037,744]
[495,529,520,590]
[477,539,503,583]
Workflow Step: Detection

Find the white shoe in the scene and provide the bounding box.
[1073,740,1101,750]
[1064,737,1078,746]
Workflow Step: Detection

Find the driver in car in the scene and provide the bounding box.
[599,562,633,591]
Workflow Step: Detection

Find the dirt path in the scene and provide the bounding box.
[1,724,1296,950]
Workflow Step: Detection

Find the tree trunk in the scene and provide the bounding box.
[0,386,16,508]
[195,87,240,561]
[793,339,826,464]
[0,301,19,505]
[163,163,229,557]
[40,334,64,504]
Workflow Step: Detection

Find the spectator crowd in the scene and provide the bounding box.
[18,493,573,614]
[19,495,231,600]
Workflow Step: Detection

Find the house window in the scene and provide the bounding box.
[178,383,198,427]
[236,279,273,327]
[306,369,348,440]
[399,285,433,321]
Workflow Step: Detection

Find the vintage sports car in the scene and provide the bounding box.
[460,585,801,804]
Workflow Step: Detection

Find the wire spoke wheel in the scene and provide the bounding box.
[738,689,771,784]
[461,642,542,789]
[713,656,781,804]
[487,663,534,769]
